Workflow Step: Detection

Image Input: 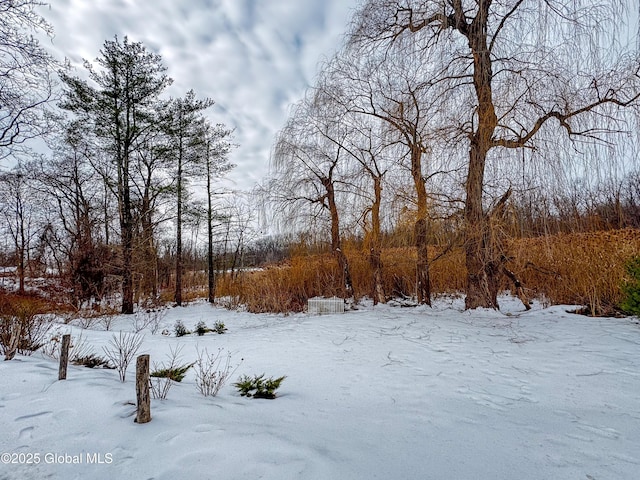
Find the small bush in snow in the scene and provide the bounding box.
[213,321,227,334]
[194,347,240,397]
[133,308,167,334]
[75,316,99,329]
[0,299,52,360]
[151,363,193,382]
[234,374,286,399]
[195,321,207,336]
[174,320,190,337]
[102,331,144,382]
[40,329,63,359]
[100,314,117,331]
[149,375,172,401]
[43,330,96,363]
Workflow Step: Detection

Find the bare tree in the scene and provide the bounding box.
[322,51,449,305]
[271,93,354,299]
[37,120,110,307]
[130,131,171,301]
[311,79,395,304]
[350,0,640,309]
[0,0,57,161]
[0,165,42,294]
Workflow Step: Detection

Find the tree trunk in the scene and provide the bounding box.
[120,157,134,314]
[206,149,215,304]
[103,182,110,246]
[464,8,499,310]
[410,144,431,305]
[175,148,183,306]
[135,354,151,424]
[369,176,385,305]
[121,229,134,314]
[140,165,158,299]
[323,177,353,298]
[17,247,25,295]
[415,218,431,305]
[58,334,71,380]
[464,145,495,310]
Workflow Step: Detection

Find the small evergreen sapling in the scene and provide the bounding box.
[72,354,114,369]
[195,321,207,336]
[234,374,286,399]
[174,320,190,337]
[150,363,193,382]
[213,321,227,334]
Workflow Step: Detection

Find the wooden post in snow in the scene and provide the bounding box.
[135,354,151,423]
[58,334,71,380]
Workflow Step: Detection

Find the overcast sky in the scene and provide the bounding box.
[38,0,359,191]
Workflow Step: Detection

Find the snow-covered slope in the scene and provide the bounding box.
[1,297,639,479]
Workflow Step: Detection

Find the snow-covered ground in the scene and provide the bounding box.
[1,296,639,479]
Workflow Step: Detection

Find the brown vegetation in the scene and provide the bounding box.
[0,293,59,359]
[215,229,639,315]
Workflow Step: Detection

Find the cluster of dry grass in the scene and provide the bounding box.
[216,228,640,314]
[511,228,640,314]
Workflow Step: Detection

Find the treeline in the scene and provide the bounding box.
[0,2,238,313]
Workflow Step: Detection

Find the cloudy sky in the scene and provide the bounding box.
[38,0,360,191]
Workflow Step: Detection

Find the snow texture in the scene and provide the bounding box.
[1,296,639,479]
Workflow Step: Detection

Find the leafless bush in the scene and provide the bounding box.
[40,328,63,359]
[1,320,21,360]
[1,300,53,360]
[194,347,241,397]
[41,329,96,361]
[149,374,172,400]
[100,314,117,331]
[102,331,144,382]
[133,308,167,334]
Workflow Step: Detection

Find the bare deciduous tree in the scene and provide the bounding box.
[322,51,449,305]
[0,0,57,161]
[0,166,42,294]
[271,93,354,299]
[37,120,111,307]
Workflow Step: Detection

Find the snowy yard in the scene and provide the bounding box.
[1,296,639,479]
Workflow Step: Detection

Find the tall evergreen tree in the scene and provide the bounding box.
[200,122,234,304]
[61,36,171,313]
[163,91,214,305]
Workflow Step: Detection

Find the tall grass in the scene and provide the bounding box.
[511,229,640,314]
[216,228,640,314]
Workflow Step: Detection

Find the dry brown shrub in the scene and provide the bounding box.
[0,294,54,359]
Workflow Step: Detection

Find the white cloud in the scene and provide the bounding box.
[38,0,358,191]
